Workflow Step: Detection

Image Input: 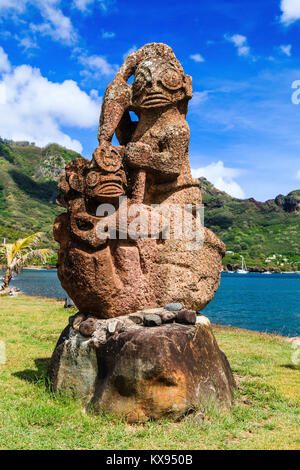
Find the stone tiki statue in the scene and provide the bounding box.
[54,42,225,318]
[50,43,235,421]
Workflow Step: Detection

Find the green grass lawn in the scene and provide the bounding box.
[0,295,299,450]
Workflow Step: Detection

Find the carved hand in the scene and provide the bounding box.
[125,142,153,169]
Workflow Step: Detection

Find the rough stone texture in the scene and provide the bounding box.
[176,309,197,325]
[196,315,211,326]
[143,313,162,327]
[160,311,176,323]
[165,303,183,312]
[53,42,225,319]
[48,329,98,401]
[107,319,122,335]
[48,320,235,422]
[79,318,98,337]
[72,313,86,331]
[128,313,144,324]
[141,308,164,315]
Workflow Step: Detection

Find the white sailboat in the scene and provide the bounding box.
[237,255,248,274]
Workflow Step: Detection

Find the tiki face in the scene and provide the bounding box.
[86,145,127,200]
[132,59,187,109]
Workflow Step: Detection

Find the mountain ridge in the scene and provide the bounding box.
[200,177,300,271]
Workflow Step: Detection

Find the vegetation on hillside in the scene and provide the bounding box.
[0,296,298,450]
[200,178,300,271]
[0,141,81,264]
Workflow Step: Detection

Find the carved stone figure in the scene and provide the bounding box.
[50,43,235,421]
[54,42,225,318]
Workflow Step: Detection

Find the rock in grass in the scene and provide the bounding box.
[193,411,205,424]
[89,323,236,422]
[144,313,162,327]
[164,303,183,312]
[176,310,197,325]
[49,322,236,423]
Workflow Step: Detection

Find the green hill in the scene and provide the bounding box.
[200,177,300,272]
[0,141,299,271]
[0,140,81,264]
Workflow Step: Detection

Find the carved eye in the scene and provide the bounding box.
[133,72,147,95]
[160,68,183,90]
[68,173,84,193]
[86,171,101,187]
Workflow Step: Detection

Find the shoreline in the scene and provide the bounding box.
[222,269,300,274]
[211,323,300,343]
[5,293,299,340]
[22,266,57,270]
[21,266,300,274]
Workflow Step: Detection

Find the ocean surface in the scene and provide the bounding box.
[5,270,300,337]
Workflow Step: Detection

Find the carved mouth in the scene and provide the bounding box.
[96,182,124,197]
[141,93,170,107]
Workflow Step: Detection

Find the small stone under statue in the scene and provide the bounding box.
[49,43,235,421]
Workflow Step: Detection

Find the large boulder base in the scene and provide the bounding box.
[48,319,235,423]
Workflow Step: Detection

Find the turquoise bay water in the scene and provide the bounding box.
[202,273,300,337]
[6,270,300,337]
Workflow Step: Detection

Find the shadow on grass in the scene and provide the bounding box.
[280,364,300,371]
[13,358,50,384]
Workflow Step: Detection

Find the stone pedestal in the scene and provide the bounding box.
[48,312,235,422]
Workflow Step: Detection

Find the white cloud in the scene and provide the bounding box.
[0,48,101,152]
[0,0,77,46]
[0,47,11,73]
[73,0,94,11]
[30,1,77,45]
[190,53,205,63]
[73,0,113,13]
[0,0,113,46]
[78,54,119,77]
[228,34,246,47]
[102,30,115,39]
[280,0,300,25]
[280,44,292,56]
[238,46,250,57]
[296,170,300,180]
[18,37,39,51]
[191,161,245,198]
[0,0,26,12]
[97,0,114,12]
[189,91,210,108]
[225,34,250,57]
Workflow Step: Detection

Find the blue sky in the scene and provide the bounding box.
[0,0,300,200]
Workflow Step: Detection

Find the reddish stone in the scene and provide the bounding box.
[54,43,225,319]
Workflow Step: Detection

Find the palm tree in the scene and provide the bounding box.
[0,232,52,292]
